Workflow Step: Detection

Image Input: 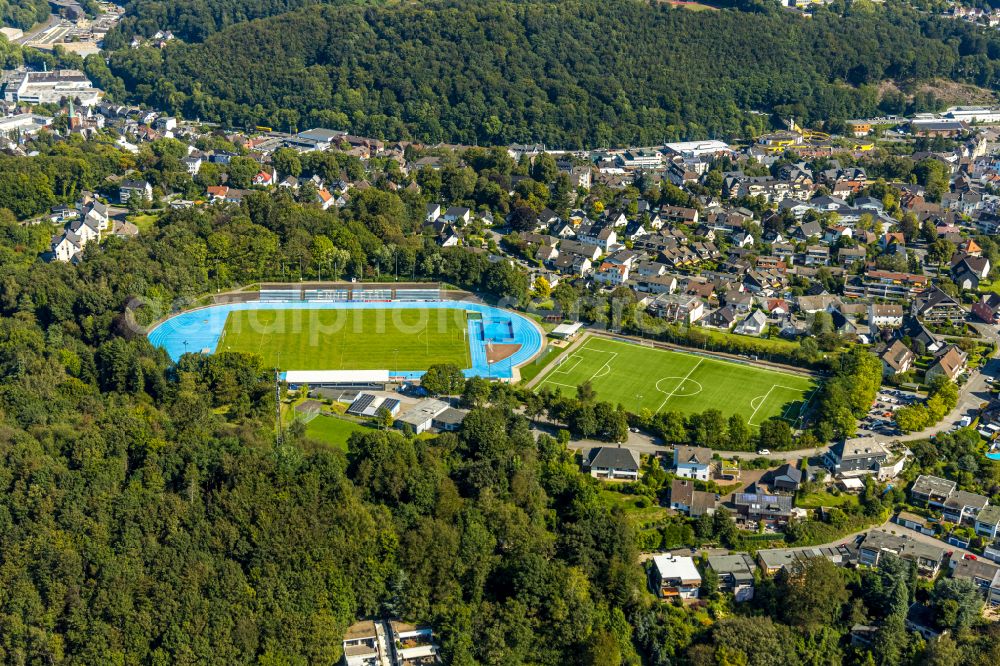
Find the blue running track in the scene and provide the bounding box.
[147,300,543,379]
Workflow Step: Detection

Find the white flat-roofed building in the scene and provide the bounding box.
[4,70,102,106]
[551,321,583,339]
[652,554,701,599]
[944,106,1000,124]
[664,140,731,158]
[0,113,53,137]
[284,370,390,387]
[395,398,449,434]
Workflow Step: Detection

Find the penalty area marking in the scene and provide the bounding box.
[589,351,618,380]
[552,353,583,376]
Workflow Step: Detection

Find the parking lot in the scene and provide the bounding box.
[856,388,923,437]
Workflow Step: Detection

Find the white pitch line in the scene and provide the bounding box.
[747,384,777,426]
[589,351,618,381]
[541,379,580,390]
[656,358,703,414]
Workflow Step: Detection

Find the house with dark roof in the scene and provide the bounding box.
[705,305,737,330]
[586,446,641,481]
[731,489,794,526]
[708,554,757,601]
[770,464,803,492]
[896,316,941,353]
[952,558,1000,603]
[669,478,718,517]
[912,286,967,325]
[952,260,984,291]
[858,530,946,576]
[824,438,892,477]
[943,489,989,525]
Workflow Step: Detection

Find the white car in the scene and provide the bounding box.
[757,449,770,456]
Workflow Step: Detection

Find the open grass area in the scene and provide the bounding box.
[536,336,817,424]
[794,489,860,509]
[304,415,373,451]
[218,307,471,370]
[127,214,159,233]
[597,489,669,526]
[697,327,802,354]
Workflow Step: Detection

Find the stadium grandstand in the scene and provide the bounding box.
[258,282,443,303]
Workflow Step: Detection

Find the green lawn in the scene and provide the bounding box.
[217,307,472,370]
[304,415,373,451]
[127,213,159,233]
[697,327,803,354]
[795,490,859,509]
[598,489,669,527]
[536,336,817,424]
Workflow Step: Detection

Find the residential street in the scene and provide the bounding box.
[805,517,974,562]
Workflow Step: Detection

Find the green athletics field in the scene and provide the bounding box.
[536,336,817,425]
[216,308,471,370]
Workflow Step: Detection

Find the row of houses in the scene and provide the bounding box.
[651,526,988,603]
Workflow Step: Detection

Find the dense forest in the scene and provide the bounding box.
[111,0,351,43]
[101,0,1000,147]
[0,0,48,30]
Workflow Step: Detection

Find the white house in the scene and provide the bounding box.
[119,179,152,203]
[182,155,202,175]
[592,262,630,286]
[674,445,712,481]
[586,446,641,481]
[652,554,701,599]
[50,232,83,262]
[733,310,768,337]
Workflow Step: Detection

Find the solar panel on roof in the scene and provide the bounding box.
[348,393,377,415]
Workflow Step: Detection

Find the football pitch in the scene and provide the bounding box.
[536,336,817,425]
[216,308,472,370]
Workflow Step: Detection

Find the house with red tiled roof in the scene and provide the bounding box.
[205,185,229,201]
[316,189,334,210]
[253,169,275,186]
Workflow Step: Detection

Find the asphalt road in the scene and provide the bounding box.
[805,517,974,562]
[16,14,61,44]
